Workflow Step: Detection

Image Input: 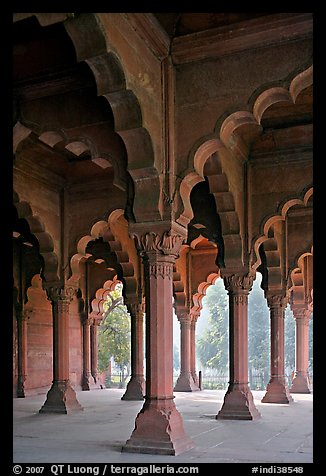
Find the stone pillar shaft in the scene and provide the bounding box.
[82,317,94,390]
[16,308,29,397]
[262,294,293,403]
[174,313,199,392]
[122,303,145,400]
[123,228,194,455]
[291,307,312,393]
[217,273,261,420]
[39,287,83,413]
[190,315,199,387]
[90,321,99,383]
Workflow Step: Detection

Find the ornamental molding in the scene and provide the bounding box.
[149,262,174,280]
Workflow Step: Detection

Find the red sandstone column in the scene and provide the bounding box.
[262,294,293,403]
[39,286,83,413]
[16,307,30,397]
[122,302,145,400]
[81,315,96,390]
[123,227,194,455]
[290,307,312,393]
[90,318,104,387]
[174,310,199,391]
[217,273,261,420]
[190,313,200,388]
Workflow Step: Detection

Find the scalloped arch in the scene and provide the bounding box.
[68,215,137,300]
[89,276,122,320]
[178,145,242,268]
[191,272,220,317]
[178,66,312,269]
[252,187,313,272]
[13,191,60,283]
[64,13,161,221]
[219,65,312,155]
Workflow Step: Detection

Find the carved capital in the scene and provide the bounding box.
[81,313,94,326]
[132,229,185,258]
[223,273,254,293]
[127,302,145,320]
[178,314,191,327]
[45,283,77,302]
[266,293,287,310]
[292,306,307,320]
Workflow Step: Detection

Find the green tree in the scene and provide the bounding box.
[196,279,229,373]
[98,285,131,384]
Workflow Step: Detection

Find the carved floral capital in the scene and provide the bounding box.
[266,293,287,310]
[132,229,185,258]
[45,283,77,302]
[223,273,254,293]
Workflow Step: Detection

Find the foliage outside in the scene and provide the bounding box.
[98,284,131,386]
[195,275,313,390]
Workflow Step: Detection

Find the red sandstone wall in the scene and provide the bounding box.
[68,178,127,258]
[175,39,312,168]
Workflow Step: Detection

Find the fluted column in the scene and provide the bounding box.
[190,313,200,388]
[290,307,312,393]
[174,310,199,392]
[122,302,145,400]
[217,273,261,420]
[39,286,83,413]
[123,225,194,455]
[262,294,293,403]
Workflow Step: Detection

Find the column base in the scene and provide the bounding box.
[174,373,200,392]
[81,373,103,391]
[290,372,312,394]
[262,377,294,403]
[122,397,194,455]
[121,375,145,400]
[39,380,83,414]
[217,383,261,420]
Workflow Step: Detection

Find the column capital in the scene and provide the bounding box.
[266,293,288,310]
[130,221,187,259]
[127,302,145,319]
[222,272,254,293]
[44,282,78,302]
[292,306,308,320]
[177,311,191,325]
[81,314,94,326]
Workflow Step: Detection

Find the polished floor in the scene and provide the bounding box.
[13,388,313,464]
